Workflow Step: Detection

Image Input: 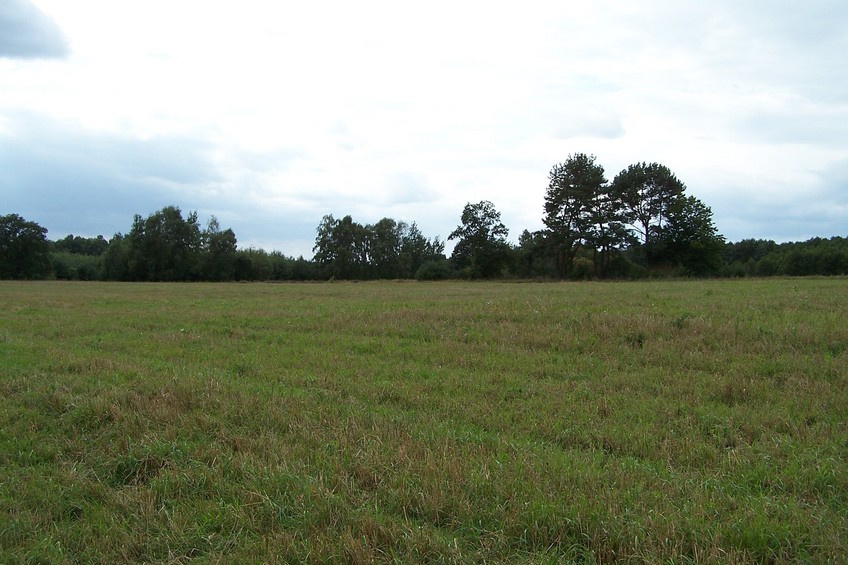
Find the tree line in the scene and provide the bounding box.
[2,154,846,281]
[56,207,320,282]
[721,237,848,277]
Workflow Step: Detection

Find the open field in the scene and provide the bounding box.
[1,279,846,563]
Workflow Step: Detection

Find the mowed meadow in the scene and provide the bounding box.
[1,279,846,563]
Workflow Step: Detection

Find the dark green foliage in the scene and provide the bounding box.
[96,207,256,282]
[400,222,445,279]
[370,218,405,279]
[52,234,109,256]
[201,217,237,281]
[0,214,52,279]
[512,229,557,279]
[611,162,686,249]
[655,196,725,275]
[312,214,369,279]
[723,238,777,265]
[222,249,319,282]
[610,162,691,273]
[51,252,101,280]
[124,206,203,281]
[313,214,444,280]
[58,209,319,283]
[585,197,632,279]
[543,153,608,278]
[783,238,848,275]
[414,259,454,280]
[571,256,595,279]
[41,207,441,282]
[755,253,781,276]
[721,236,848,277]
[100,233,130,281]
[234,248,273,281]
[542,156,710,278]
[449,201,510,278]
[273,254,321,281]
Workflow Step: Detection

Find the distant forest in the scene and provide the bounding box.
[2,154,846,281]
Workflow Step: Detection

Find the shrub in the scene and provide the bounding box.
[571,257,594,280]
[415,259,454,281]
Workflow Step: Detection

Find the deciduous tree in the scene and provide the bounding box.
[202,216,238,281]
[312,214,369,279]
[369,218,404,279]
[656,196,724,275]
[400,222,444,279]
[0,214,51,279]
[449,200,509,278]
[126,206,202,281]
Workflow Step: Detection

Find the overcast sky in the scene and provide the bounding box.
[2,1,846,257]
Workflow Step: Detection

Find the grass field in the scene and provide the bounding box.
[1,279,846,563]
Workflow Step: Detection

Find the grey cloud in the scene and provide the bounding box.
[719,206,845,243]
[714,158,848,242]
[706,2,848,103]
[726,1,848,52]
[739,109,848,145]
[296,170,439,219]
[552,110,624,140]
[219,207,318,257]
[0,113,329,256]
[219,147,305,180]
[383,172,436,205]
[818,156,848,186]
[0,0,69,59]
[0,114,221,238]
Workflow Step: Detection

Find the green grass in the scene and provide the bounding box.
[0,279,846,563]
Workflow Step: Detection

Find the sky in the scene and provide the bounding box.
[1,0,846,257]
